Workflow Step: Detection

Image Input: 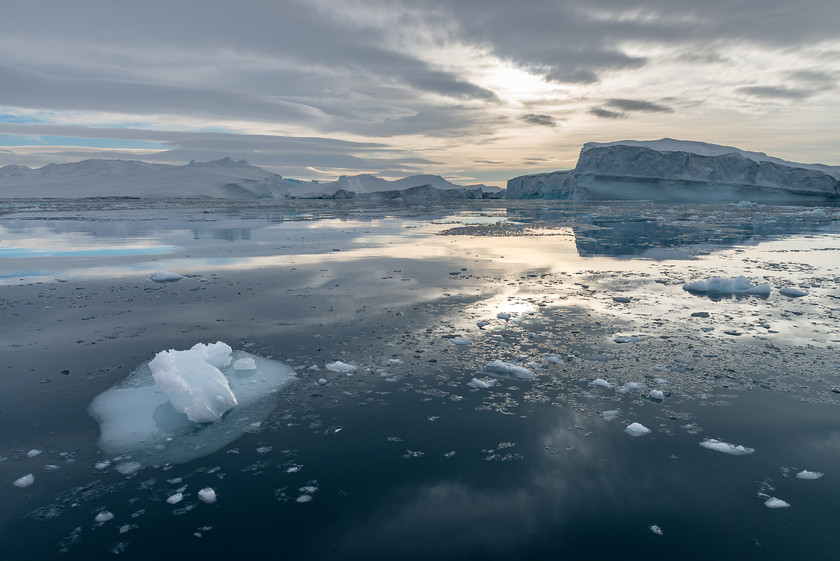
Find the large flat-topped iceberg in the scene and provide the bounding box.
[507,138,840,201]
[89,342,295,465]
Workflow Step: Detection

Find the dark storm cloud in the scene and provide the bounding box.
[521,114,558,127]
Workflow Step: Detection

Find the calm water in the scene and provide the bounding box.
[1,199,839,560]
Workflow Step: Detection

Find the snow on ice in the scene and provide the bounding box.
[699,438,755,455]
[88,341,295,464]
[198,487,217,504]
[796,470,823,480]
[764,497,790,509]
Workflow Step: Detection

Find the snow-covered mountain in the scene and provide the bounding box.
[507,139,840,201]
[0,158,501,200]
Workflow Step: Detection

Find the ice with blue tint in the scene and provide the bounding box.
[683,276,770,296]
[481,360,535,380]
[89,342,295,465]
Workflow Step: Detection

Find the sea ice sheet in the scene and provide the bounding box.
[89,342,296,465]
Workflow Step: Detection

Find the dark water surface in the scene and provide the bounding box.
[1,199,839,560]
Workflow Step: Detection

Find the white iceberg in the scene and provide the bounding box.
[326,361,357,374]
[649,389,665,400]
[764,497,790,509]
[150,271,184,283]
[601,410,619,421]
[795,470,823,480]
[13,474,35,488]
[699,438,755,455]
[149,342,237,423]
[625,422,651,437]
[89,342,295,465]
[467,377,498,389]
[481,360,535,380]
[589,378,612,388]
[198,487,217,504]
[779,287,808,298]
[683,276,770,297]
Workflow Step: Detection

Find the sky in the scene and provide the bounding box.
[1,0,838,186]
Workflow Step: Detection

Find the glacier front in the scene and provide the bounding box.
[507,139,840,201]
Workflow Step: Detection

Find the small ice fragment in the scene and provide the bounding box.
[476,321,490,329]
[481,360,535,381]
[796,470,823,480]
[589,378,611,388]
[449,337,471,346]
[764,497,790,509]
[296,495,312,503]
[387,358,403,365]
[13,474,35,487]
[316,378,328,386]
[649,524,663,535]
[683,276,770,296]
[625,422,651,437]
[95,511,114,523]
[119,524,131,534]
[497,313,511,320]
[699,438,755,455]
[256,446,272,454]
[326,361,357,374]
[233,357,257,370]
[779,287,808,298]
[198,487,217,504]
[27,449,42,458]
[94,460,111,470]
[115,461,142,475]
[150,271,184,283]
[612,296,632,303]
[546,354,562,364]
[616,382,646,394]
[601,410,619,421]
[468,377,497,389]
[166,492,184,504]
[649,389,665,400]
[614,336,642,344]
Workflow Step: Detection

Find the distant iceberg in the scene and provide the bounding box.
[507,138,840,202]
[89,342,295,465]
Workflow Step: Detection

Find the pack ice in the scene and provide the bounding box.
[89,342,295,465]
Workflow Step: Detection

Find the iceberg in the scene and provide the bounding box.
[89,342,295,465]
[625,422,651,437]
[699,438,755,455]
[683,276,771,297]
[507,138,840,202]
[481,360,535,380]
[764,497,790,509]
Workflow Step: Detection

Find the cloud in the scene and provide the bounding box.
[588,107,627,119]
[737,85,816,100]
[606,98,673,113]
[520,114,557,127]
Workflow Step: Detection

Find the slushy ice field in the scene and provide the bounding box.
[1,199,839,560]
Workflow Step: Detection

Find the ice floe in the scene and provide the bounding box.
[468,377,498,389]
[88,342,295,465]
[326,361,357,374]
[198,487,217,504]
[95,511,115,524]
[683,276,770,297]
[796,470,823,480]
[699,438,755,455]
[601,410,619,421]
[649,524,663,535]
[764,497,790,509]
[13,474,35,488]
[779,287,808,298]
[649,389,665,400]
[625,422,651,437]
[149,271,184,283]
[481,360,535,380]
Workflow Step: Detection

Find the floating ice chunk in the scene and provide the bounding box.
[481,360,535,381]
[497,313,511,320]
[614,335,643,344]
[94,460,111,470]
[95,511,114,523]
[683,276,770,296]
[779,287,808,298]
[612,296,632,303]
[13,474,35,487]
[625,423,651,437]
[296,494,313,503]
[198,487,217,504]
[89,345,295,465]
[601,410,619,421]
[589,378,612,388]
[735,200,759,208]
[649,524,663,535]
[166,492,184,504]
[796,470,823,480]
[387,358,403,365]
[150,271,184,283]
[699,438,755,455]
[115,461,142,475]
[468,377,498,389]
[27,449,42,458]
[326,361,357,374]
[233,357,256,370]
[545,354,562,364]
[476,321,490,329]
[764,497,790,509]
[616,382,646,394]
[149,342,237,423]
[449,337,471,346]
[649,389,665,400]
